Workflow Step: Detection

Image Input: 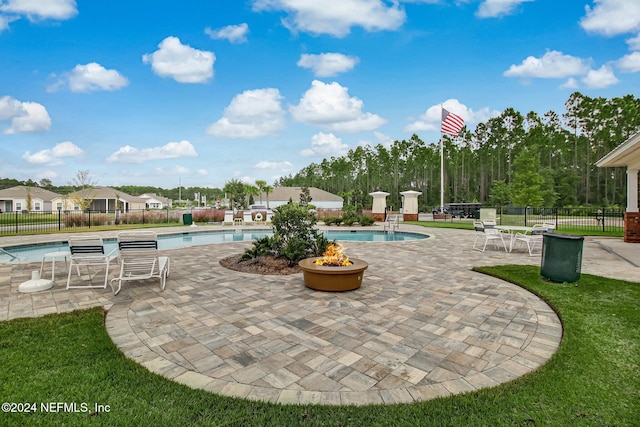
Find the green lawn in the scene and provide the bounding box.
[408,220,624,237]
[1,266,638,426]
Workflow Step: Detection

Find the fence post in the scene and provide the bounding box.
[88,210,91,229]
[524,206,528,226]
[554,207,558,229]
[58,208,61,231]
[602,206,606,232]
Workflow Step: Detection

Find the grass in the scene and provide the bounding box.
[407,220,624,237]
[1,266,638,426]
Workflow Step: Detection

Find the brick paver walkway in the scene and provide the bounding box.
[1,225,637,405]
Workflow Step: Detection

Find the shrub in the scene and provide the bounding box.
[191,209,225,223]
[241,235,277,261]
[242,202,331,265]
[358,215,374,226]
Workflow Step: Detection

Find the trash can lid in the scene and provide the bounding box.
[544,233,584,240]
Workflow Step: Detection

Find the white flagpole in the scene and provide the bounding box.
[440,106,445,215]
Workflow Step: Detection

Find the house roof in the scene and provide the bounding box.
[596,130,640,170]
[0,185,62,201]
[260,187,343,202]
[140,193,171,203]
[66,186,143,202]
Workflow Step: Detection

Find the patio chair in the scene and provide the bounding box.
[513,224,548,256]
[110,231,170,295]
[223,210,234,225]
[482,219,497,229]
[243,211,254,225]
[473,221,507,252]
[66,235,117,290]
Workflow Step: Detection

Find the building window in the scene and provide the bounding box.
[16,203,22,211]
[56,203,62,210]
[34,202,41,211]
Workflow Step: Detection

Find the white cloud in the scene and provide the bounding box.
[504,50,591,79]
[561,77,579,89]
[582,65,619,88]
[255,160,294,170]
[252,0,406,37]
[627,34,640,50]
[0,14,17,30]
[356,131,394,149]
[300,132,350,157]
[404,99,499,133]
[22,141,83,165]
[207,88,286,138]
[297,53,359,77]
[205,23,249,43]
[290,80,386,133]
[49,62,129,93]
[476,0,533,18]
[142,36,215,83]
[107,140,198,163]
[616,51,640,72]
[0,0,77,22]
[580,0,640,36]
[0,96,51,134]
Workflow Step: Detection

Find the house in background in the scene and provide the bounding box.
[0,186,63,212]
[139,193,172,209]
[57,186,146,212]
[258,187,343,210]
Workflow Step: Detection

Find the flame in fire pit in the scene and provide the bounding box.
[315,243,352,266]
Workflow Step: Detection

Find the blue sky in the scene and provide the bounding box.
[1,0,639,190]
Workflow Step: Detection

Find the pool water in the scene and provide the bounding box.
[0,229,427,262]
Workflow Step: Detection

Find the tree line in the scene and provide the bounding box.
[276,92,640,212]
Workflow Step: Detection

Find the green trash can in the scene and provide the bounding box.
[540,233,584,283]
[182,213,193,226]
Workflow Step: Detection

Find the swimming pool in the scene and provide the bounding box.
[0,229,428,262]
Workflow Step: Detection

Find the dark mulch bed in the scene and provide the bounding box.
[219,254,301,275]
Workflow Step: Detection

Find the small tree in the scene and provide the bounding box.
[223,179,246,210]
[68,170,98,210]
[25,186,33,212]
[489,180,510,207]
[509,147,544,207]
[299,186,312,208]
[263,185,273,209]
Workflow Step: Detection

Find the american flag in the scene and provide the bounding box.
[441,108,465,137]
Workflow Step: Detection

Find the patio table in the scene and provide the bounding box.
[495,225,534,252]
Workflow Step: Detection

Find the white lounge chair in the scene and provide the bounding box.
[265,210,275,223]
[243,211,254,225]
[223,210,234,225]
[110,231,170,295]
[473,221,507,252]
[66,235,117,290]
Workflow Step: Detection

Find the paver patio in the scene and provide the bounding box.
[1,225,638,405]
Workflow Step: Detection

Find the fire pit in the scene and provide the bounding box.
[299,244,368,291]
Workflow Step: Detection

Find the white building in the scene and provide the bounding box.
[258,187,343,210]
[0,186,62,212]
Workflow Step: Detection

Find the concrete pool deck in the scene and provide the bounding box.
[0,224,638,405]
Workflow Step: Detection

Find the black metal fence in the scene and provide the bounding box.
[431,206,625,233]
[0,209,180,235]
[0,206,627,235]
